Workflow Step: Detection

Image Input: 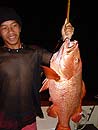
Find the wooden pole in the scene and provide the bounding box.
[66,0,70,23]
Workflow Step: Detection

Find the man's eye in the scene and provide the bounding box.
[13,24,18,27]
[1,27,7,31]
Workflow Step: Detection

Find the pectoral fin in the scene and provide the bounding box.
[41,65,60,81]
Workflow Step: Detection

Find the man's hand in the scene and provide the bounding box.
[61,18,74,41]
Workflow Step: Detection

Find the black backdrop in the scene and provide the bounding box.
[0,0,98,97]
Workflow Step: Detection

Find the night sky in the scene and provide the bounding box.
[0,0,98,97]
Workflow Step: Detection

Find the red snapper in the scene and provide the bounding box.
[40,38,86,130]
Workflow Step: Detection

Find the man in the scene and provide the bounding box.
[0,6,74,130]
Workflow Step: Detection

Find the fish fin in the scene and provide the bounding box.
[41,65,60,81]
[47,105,57,118]
[71,112,82,123]
[39,79,49,92]
[71,105,82,123]
[81,80,86,98]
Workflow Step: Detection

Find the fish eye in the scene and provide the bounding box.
[74,58,79,63]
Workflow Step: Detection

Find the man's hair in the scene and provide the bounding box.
[0,6,22,26]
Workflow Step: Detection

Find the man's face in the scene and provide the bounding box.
[0,20,21,46]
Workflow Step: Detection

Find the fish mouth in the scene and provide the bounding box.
[65,39,78,53]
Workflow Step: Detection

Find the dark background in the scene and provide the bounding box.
[0,0,98,98]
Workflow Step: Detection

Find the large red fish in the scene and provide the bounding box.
[40,38,86,130]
